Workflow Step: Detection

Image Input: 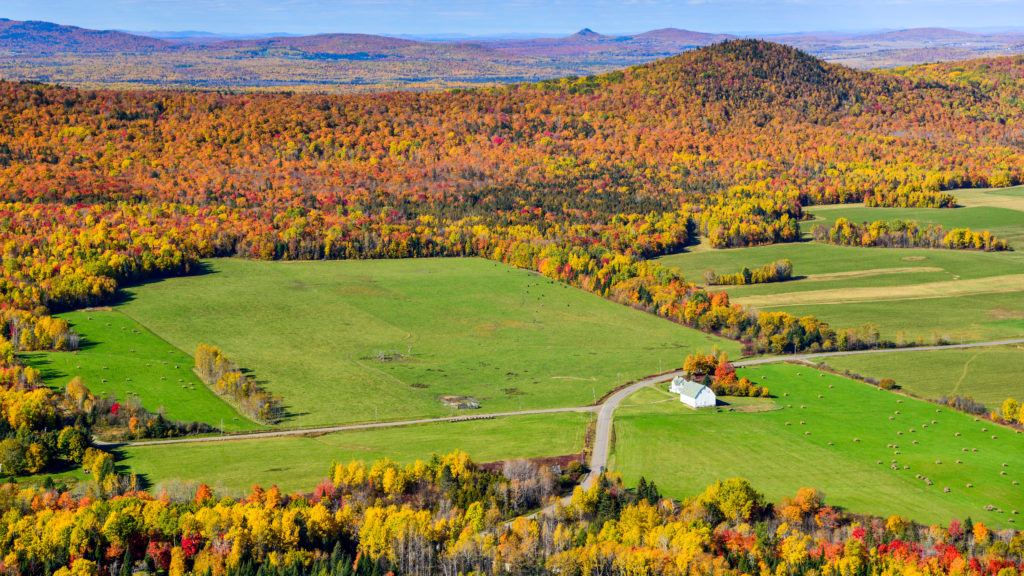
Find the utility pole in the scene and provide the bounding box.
[592,387,596,404]
[375,406,378,422]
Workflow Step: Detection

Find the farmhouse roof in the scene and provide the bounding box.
[674,377,710,398]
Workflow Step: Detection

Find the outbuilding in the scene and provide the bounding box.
[669,376,716,408]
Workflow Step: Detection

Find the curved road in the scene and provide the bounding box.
[109,337,1024,486]
[578,337,1024,489]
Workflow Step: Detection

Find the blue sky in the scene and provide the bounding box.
[3,0,1023,36]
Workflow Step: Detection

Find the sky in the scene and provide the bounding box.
[2,0,1023,36]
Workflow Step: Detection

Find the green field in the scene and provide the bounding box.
[21,310,257,432]
[612,363,1024,527]
[115,258,738,427]
[655,194,1024,344]
[815,346,1024,408]
[116,411,591,494]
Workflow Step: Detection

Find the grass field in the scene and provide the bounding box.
[612,363,1024,528]
[814,346,1024,408]
[656,192,1024,343]
[20,310,257,432]
[116,411,591,494]
[116,258,739,427]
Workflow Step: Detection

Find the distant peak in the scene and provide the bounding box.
[572,28,602,38]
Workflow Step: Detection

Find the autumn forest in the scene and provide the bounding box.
[0,34,1023,576]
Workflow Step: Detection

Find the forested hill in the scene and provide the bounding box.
[0,40,1020,375]
[0,19,172,53]
[0,39,1018,219]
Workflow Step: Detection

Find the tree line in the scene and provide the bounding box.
[0,451,1018,576]
[812,218,1010,251]
[704,259,794,286]
[195,344,285,425]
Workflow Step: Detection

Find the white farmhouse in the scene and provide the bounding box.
[669,376,716,408]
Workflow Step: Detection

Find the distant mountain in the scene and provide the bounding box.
[128,30,302,44]
[0,19,171,53]
[1,19,1024,92]
[855,27,982,43]
[484,27,731,59]
[633,28,737,45]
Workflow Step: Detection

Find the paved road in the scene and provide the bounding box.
[575,337,1024,490]
[108,336,1024,466]
[97,405,598,447]
[733,338,1024,366]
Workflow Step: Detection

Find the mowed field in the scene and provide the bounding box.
[116,411,592,494]
[21,310,258,432]
[116,258,739,427]
[611,363,1024,528]
[815,345,1024,408]
[657,187,1024,344]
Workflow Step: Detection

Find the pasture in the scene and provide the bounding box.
[116,411,591,494]
[21,310,257,432]
[117,258,739,427]
[612,363,1024,528]
[815,345,1024,408]
[656,198,1024,343]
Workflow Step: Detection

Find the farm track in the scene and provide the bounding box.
[735,273,1024,308]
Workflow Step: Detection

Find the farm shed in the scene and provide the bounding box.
[669,376,716,408]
